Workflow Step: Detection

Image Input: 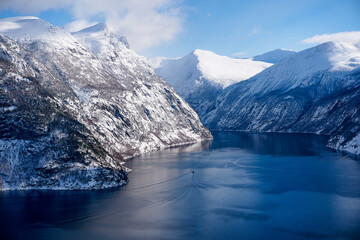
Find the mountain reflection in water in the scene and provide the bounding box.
[1,132,359,240]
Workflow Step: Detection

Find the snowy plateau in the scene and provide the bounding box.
[155,43,360,156]
[0,17,211,190]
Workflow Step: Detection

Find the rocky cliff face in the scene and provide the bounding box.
[0,17,211,190]
[202,41,360,155]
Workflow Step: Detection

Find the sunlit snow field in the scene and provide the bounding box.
[1,132,359,240]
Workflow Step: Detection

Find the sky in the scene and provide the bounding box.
[0,0,359,58]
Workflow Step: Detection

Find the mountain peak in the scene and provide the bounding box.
[192,49,213,56]
[0,16,74,45]
[154,49,272,99]
[244,40,360,96]
[71,22,155,74]
[295,41,360,71]
[72,23,130,50]
[74,22,110,34]
[191,50,272,88]
[312,40,360,52]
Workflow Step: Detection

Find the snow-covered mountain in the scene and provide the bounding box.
[251,49,296,63]
[72,23,153,78]
[153,49,272,118]
[202,41,360,155]
[0,17,211,190]
[0,16,74,46]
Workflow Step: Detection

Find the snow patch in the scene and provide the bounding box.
[0,106,17,112]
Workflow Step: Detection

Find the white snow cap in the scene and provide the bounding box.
[0,16,75,45]
[280,41,360,75]
[72,22,130,54]
[247,41,360,94]
[192,49,272,88]
[325,41,360,71]
[155,49,272,92]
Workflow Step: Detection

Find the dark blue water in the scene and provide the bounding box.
[1,132,360,240]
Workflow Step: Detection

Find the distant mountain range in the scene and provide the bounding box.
[154,42,360,155]
[0,17,211,190]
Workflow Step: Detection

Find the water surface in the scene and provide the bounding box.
[1,132,359,240]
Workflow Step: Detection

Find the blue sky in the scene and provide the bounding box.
[0,0,359,58]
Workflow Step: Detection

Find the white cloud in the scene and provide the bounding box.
[249,26,261,36]
[0,0,185,51]
[232,51,248,58]
[64,20,98,32]
[302,31,360,44]
[0,21,21,32]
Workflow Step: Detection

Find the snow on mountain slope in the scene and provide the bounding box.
[154,49,272,119]
[156,49,272,92]
[72,23,153,77]
[0,16,76,48]
[251,49,296,63]
[242,41,360,95]
[0,17,211,190]
[0,33,128,190]
[203,41,360,155]
[195,50,272,87]
[73,22,130,49]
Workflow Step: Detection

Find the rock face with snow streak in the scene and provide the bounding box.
[202,41,360,155]
[0,17,211,190]
[153,49,272,119]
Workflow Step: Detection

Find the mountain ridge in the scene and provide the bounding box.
[202,41,360,155]
[0,17,211,190]
[153,49,272,119]
[251,48,296,63]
